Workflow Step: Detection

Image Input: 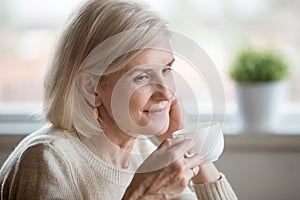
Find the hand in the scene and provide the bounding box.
[122,137,204,200]
[156,97,185,142]
[192,163,221,184]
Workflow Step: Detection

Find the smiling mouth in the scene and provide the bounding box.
[144,106,167,116]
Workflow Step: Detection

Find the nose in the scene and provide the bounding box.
[151,84,174,101]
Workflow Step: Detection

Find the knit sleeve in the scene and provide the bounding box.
[2,143,81,200]
[191,173,238,200]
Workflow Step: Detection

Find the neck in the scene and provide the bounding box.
[79,108,137,169]
[102,121,136,152]
[80,130,136,169]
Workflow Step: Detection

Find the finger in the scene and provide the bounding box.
[156,174,191,197]
[168,154,202,184]
[155,138,194,166]
[144,170,175,195]
[156,137,194,158]
[193,166,200,176]
[184,153,204,170]
[153,159,200,196]
[169,96,188,131]
[138,137,192,173]
[167,137,194,152]
[159,166,200,194]
[155,96,183,142]
[185,138,195,154]
[168,97,182,131]
[141,139,194,192]
[141,192,176,200]
[156,136,185,150]
[157,181,185,195]
[143,155,201,196]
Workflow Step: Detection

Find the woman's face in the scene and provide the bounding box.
[98,48,176,136]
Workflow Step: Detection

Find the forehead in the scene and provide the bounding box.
[100,48,174,83]
[126,48,174,70]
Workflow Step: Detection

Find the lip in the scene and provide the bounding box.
[144,104,168,116]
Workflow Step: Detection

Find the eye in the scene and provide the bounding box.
[133,73,150,83]
[162,67,173,75]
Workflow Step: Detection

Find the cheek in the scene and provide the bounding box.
[129,87,151,113]
[166,76,176,94]
[129,87,151,125]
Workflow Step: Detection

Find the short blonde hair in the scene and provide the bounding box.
[43,0,169,137]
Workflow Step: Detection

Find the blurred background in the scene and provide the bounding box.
[0,0,300,199]
[0,0,299,114]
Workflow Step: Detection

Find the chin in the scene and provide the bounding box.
[134,117,170,136]
[153,123,169,136]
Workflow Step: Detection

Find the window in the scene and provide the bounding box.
[0,0,82,133]
[1,0,299,134]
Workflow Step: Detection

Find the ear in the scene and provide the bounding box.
[76,72,102,107]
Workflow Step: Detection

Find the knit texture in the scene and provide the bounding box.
[0,124,237,199]
[192,174,238,200]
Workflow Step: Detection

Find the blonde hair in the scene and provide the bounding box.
[43,0,169,137]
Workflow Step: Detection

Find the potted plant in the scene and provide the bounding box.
[230,45,290,133]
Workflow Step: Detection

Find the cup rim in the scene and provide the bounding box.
[173,121,221,136]
[172,121,223,158]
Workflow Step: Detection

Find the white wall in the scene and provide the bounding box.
[215,135,300,200]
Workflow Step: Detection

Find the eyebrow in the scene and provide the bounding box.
[126,57,175,77]
[166,58,175,67]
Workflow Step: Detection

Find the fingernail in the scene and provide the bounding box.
[174,135,184,140]
[194,166,200,174]
[184,152,194,158]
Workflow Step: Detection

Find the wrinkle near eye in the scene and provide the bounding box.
[133,73,150,83]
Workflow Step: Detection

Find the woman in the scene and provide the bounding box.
[0,0,237,199]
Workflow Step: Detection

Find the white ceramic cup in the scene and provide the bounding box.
[172,121,224,163]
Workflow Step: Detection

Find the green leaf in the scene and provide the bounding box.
[229,45,290,82]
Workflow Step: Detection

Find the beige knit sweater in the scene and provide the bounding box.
[0,124,237,200]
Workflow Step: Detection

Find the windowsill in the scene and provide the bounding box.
[0,103,300,135]
[0,122,45,135]
[222,104,300,135]
[0,103,41,135]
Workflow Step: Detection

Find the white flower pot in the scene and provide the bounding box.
[236,81,286,133]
